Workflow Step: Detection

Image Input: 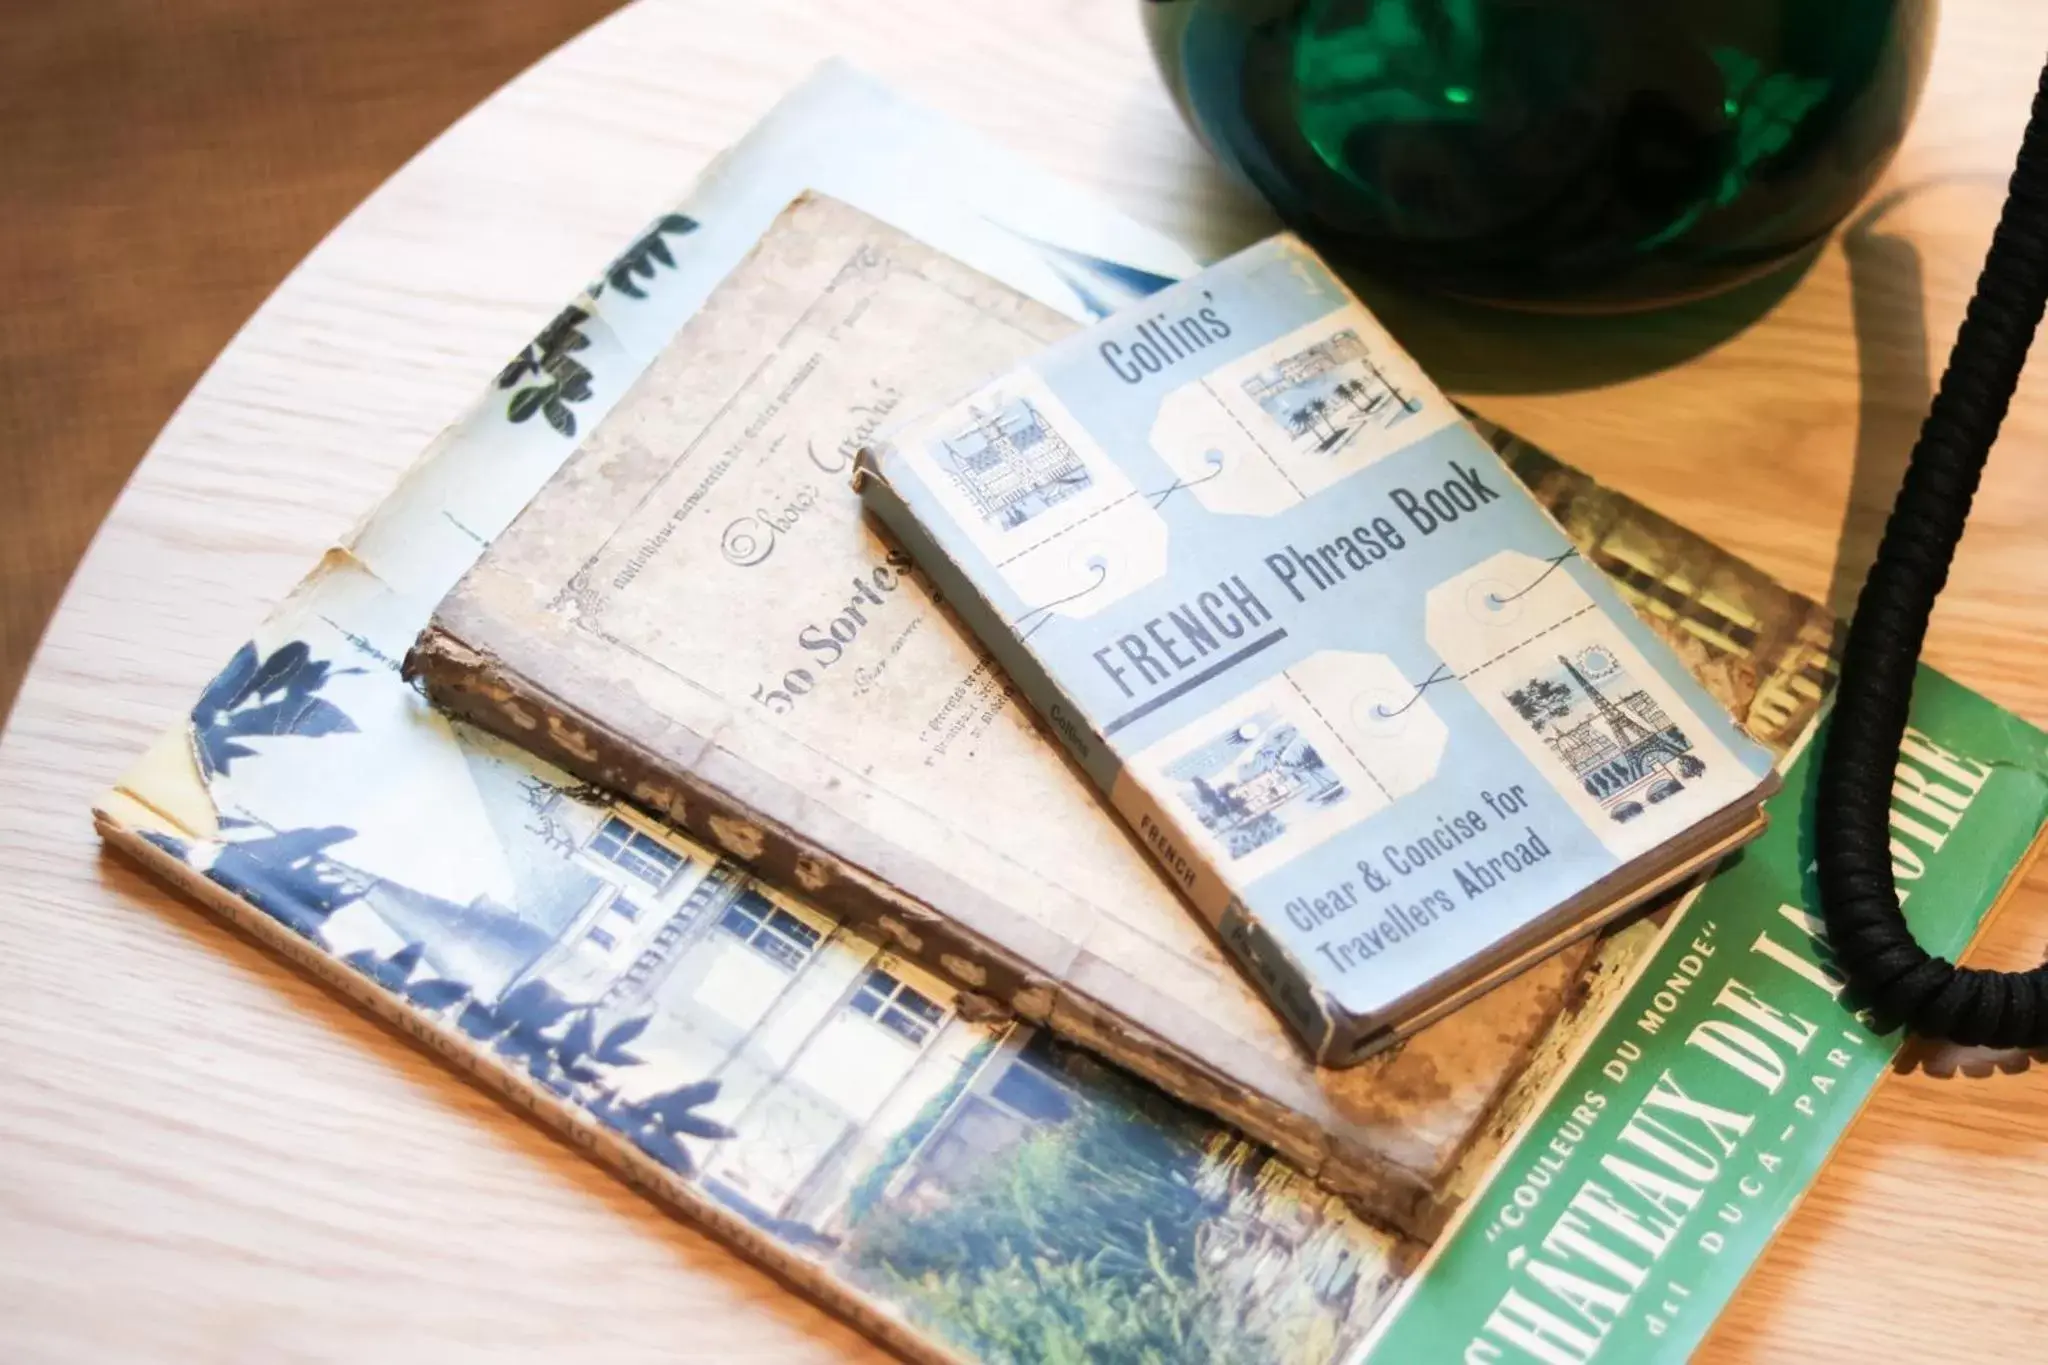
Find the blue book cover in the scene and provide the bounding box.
[857,236,1779,1064]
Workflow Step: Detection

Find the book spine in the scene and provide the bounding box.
[92,804,970,1365]
[855,452,1343,1064]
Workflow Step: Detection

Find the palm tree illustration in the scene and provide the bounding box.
[1287,396,1340,448]
[1336,376,1391,419]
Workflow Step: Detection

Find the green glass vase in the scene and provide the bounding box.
[1144,0,1936,310]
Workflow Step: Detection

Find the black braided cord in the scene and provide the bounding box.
[1817,56,2048,1047]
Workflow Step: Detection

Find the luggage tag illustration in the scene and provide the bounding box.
[1116,650,1448,889]
[1148,301,1457,517]
[1426,549,1744,858]
[892,370,1167,630]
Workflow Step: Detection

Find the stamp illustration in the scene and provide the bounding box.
[1239,328,1423,459]
[1163,707,1351,860]
[1505,643,1705,824]
[938,397,1092,532]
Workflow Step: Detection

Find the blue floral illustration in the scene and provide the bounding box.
[191,640,358,779]
[600,212,699,300]
[498,305,597,437]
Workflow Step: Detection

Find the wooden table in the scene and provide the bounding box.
[4,1,2045,1358]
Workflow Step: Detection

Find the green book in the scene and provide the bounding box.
[1360,662,2048,1361]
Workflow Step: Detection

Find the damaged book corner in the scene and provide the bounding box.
[407,188,1778,1235]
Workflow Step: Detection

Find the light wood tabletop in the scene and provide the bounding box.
[4,0,2046,1359]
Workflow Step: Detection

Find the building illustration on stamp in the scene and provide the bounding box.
[1505,644,1705,824]
[938,397,1092,531]
[1240,329,1424,456]
[1165,709,1351,859]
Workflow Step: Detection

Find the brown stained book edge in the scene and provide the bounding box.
[403,617,1462,1231]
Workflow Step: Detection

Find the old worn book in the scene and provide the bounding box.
[91,70,2048,1360]
[409,191,1627,1231]
[854,234,1780,1064]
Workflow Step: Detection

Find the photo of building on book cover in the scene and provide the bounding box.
[120,561,1403,1363]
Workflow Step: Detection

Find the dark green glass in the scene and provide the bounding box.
[1145,0,1936,309]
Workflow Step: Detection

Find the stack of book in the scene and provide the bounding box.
[97,63,2048,1365]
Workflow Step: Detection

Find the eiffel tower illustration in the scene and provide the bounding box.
[1560,652,1652,751]
[1558,651,1692,787]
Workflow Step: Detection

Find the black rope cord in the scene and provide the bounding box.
[1816,55,2048,1047]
